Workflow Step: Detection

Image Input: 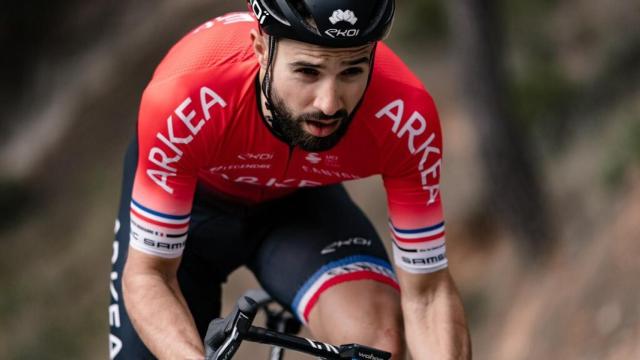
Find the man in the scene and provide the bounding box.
[108,0,471,358]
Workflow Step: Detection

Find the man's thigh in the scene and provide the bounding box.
[307,279,404,357]
[249,185,401,335]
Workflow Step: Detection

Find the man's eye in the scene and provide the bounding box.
[341,67,364,77]
[296,68,319,76]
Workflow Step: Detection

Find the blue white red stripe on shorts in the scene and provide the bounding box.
[291,255,399,324]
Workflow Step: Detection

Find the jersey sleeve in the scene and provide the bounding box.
[378,91,447,274]
[129,78,201,259]
[127,15,254,257]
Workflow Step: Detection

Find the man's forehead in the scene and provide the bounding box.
[279,39,373,63]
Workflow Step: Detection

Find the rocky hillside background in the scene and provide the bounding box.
[1,0,638,358]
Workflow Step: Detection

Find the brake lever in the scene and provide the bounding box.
[204,296,259,360]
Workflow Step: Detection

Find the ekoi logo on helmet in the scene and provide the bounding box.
[328,9,358,25]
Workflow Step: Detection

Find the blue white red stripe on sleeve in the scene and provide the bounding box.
[389,221,448,273]
[129,199,190,258]
[389,221,445,243]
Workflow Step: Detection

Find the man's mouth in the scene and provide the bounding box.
[302,119,341,137]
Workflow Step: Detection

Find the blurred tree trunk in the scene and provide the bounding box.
[446,0,553,262]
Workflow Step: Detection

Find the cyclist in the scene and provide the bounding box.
[108,0,471,358]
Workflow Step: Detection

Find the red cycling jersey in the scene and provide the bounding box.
[129,12,447,273]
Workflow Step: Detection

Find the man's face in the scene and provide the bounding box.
[265,38,373,151]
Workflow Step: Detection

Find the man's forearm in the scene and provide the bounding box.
[400,270,471,359]
[123,266,204,359]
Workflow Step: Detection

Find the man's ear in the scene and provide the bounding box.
[250,29,269,68]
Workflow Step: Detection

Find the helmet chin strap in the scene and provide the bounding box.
[261,35,276,106]
[260,36,290,139]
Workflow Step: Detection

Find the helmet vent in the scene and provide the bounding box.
[288,0,321,36]
[262,0,290,26]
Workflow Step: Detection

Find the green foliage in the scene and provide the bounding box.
[502,0,581,149]
[508,56,578,137]
[504,0,559,19]
[603,115,640,188]
[392,0,448,46]
[0,283,26,323]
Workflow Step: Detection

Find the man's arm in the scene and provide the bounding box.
[122,247,204,359]
[396,267,471,359]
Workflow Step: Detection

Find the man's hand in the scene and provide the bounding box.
[122,247,205,359]
[396,267,471,359]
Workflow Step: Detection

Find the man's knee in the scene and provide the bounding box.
[364,325,405,359]
[307,280,405,357]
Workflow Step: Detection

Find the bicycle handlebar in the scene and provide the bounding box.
[204,291,391,360]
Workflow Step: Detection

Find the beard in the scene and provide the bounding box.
[268,87,352,152]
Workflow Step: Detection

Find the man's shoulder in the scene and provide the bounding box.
[358,43,439,135]
[370,43,430,99]
[361,42,437,130]
[151,12,258,83]
[138,12,260,130]
[353,43,442,177]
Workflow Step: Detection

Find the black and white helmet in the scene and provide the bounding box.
[247,0,395,47]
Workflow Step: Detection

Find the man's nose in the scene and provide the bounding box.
[312,79,343,117]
